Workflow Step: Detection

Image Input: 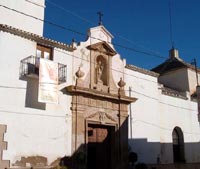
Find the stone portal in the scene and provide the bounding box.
[67,36,137,169]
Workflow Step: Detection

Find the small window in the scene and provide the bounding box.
[36,44,53,60]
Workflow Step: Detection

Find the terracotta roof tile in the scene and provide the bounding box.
[126,64,159,77]
[151,57,200,75]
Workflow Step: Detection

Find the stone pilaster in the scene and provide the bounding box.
[118,103,129,169]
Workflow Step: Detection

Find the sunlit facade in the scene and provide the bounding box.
[0,1,200,169]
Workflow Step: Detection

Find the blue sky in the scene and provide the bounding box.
[44,0,200,70]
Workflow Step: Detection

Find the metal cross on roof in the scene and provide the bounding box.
[97,11,103,25]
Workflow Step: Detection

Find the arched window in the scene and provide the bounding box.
[172,127,185,163]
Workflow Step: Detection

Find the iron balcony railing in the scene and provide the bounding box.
[20,55,67,83]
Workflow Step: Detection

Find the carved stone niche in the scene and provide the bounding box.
[87,41,117,93]
[95,55,107,85]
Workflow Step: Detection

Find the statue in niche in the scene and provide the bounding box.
[96,60,104,84]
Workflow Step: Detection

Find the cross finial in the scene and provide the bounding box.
[97,11,103,25]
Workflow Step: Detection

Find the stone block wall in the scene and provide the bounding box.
[0,124,9,169]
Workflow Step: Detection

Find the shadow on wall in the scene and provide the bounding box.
[56,140,115,169]
[51,118,129,169]
[11,118,129,169]
[20,77,46,110]
[128,138,200,165]
[25,78,46,110]
[55,139,200,169]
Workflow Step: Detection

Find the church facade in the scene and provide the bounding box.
[0,1,200,169]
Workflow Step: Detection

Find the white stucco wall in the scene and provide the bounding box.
[126,66,200,164]
[158,68,189,92]
[158,92,200,163]
[0,31,73,165]
[125,68,161,164]
[0,0,45,35]
[188,69,200,94]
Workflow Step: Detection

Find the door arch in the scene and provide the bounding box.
[172,127,185,163]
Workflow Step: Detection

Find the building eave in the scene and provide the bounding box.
[151,57,200,75]
[0,24,75,51]
[125,64,159,77]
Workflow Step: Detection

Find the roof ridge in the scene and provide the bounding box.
[126,64,159,77]
[151,54,200,74]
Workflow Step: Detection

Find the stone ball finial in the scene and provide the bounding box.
[75,67,85,79]
[118,77,126,88]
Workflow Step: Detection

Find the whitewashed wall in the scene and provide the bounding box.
[188,69,200,94]
[0,0,45,35]
[158,69,189,92]
[125,68,161,164]
[0,31,73,165]
[158,92,200,163]
[126,66,200,164]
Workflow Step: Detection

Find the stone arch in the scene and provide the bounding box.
[172,126,185,163]
[95,55,107,85]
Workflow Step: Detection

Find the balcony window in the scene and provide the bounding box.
[20,56,67,83]
[36,44,53,60]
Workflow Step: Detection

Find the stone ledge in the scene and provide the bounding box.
[66,85,137,104]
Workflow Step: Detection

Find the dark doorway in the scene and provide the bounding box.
[172,127,185,163]
[87,123,114,169]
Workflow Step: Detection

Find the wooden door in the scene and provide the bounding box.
[87,124,112,169]
[172,127,185,163]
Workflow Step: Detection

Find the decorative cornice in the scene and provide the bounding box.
[0,24,75,51]
[66,85,137,103]
[87,41,117,56]
[161,86,188,100]
[126,64,159,77]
